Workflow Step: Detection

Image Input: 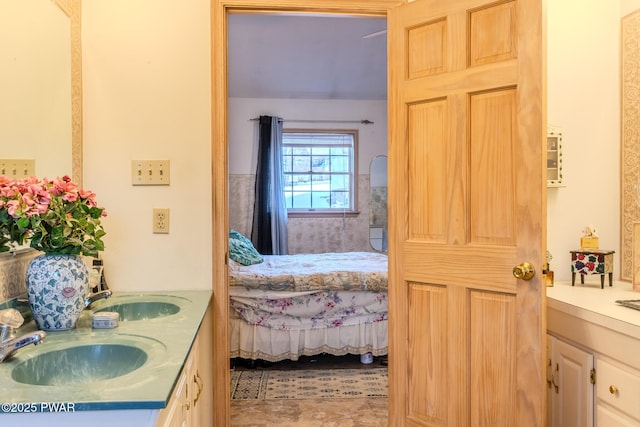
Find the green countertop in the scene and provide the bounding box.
[0,290,212,413]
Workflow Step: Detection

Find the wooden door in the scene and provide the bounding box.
[387,0,546,426]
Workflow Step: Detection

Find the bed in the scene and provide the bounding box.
[228,250,388,362]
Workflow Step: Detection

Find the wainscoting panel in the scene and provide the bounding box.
[229,174,373,254]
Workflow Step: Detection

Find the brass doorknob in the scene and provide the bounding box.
[513,262,535,280]
[609,385,618,395]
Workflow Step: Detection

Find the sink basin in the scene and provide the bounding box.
[96,301,180,321]
[11,344,147,386]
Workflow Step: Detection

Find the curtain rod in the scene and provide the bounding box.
[249,117,374,125]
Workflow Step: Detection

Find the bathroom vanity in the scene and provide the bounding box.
[0,290,213,427]
[547,281,640,426]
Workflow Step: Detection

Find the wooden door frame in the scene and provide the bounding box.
[211,1,402,425]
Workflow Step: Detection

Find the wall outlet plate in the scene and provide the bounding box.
[153,208,170,234]
[132,160,170,186]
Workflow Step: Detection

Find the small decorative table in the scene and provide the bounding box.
[570,250,615,289]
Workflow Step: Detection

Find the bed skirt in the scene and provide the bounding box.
[229,309,388,362]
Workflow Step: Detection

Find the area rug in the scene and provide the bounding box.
[230,368,388,400]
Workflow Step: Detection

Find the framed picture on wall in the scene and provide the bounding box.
[547,131,563,187]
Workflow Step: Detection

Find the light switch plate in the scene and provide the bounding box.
[132,160,170,186]
[0,159,35,178]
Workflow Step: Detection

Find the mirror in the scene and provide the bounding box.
[369,155,388,252]
[0,0,82,183]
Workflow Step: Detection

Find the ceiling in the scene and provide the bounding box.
[227,14,388,101]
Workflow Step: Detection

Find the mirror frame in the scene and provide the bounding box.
[369,155,388,252]
[621,10,640,281]
[54,0,82,186]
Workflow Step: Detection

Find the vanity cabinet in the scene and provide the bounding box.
[547,334,594,427]
[156,304,213,427]
[547,282,640,427]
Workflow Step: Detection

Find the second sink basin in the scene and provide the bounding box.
[11,344,147,386]
[92,294,190,322]
[96,301,180,321]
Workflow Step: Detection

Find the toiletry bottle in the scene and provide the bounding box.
[91,258,109,292]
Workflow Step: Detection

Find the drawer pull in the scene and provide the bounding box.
[609,385,618,395]
[193,371,204,406]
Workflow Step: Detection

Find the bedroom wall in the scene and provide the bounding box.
[228,97,388,254]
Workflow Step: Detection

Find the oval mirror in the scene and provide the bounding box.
[369,155,387,252]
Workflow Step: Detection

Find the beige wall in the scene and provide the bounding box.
[546,0,621,281]
[81,0,212,292]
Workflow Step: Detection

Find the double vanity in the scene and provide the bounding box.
[0,290,213,427]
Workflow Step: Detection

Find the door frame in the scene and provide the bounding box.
[211,1,402,425]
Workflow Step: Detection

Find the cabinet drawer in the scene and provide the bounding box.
[597,359,640,420]
[597,405,640,427]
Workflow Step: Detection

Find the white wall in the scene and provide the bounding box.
[546,0,621,281]
[228,98,388,175]
[81,0,212,291]
[228,98,388,254]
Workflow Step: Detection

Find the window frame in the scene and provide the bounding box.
[282,128,359,218]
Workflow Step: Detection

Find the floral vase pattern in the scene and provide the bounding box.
[26,254,89,331]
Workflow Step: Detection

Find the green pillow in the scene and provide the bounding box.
[229,230,263,266]
[230,229,253,246]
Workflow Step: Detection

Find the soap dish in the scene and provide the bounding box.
[92,311,119,329]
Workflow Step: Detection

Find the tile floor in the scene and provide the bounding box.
[230,354,389,427]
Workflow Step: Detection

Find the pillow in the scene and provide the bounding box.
[229,230,263,266]
[230,229,253,247]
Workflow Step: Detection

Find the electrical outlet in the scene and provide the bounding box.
[132,160,170,186]
[153,208,170,234]
[0,159,35,178]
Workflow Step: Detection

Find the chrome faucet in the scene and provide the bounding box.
[84,290,112,309]
[0,330,46,363]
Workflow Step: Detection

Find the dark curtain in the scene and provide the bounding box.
[251,116,288,255]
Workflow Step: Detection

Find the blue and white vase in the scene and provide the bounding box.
[25,254,89,331]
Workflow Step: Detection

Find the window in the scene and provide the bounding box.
[282,129,358,216]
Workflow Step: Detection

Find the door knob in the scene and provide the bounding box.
[513,262,535,280]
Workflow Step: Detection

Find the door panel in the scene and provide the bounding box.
[388,0,545,425]
[408,283,447,423]
[469,291,517,424]
[469,89,517,246]
[408,100,448,241]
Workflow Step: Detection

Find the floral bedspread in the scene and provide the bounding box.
[228,252,388,292]
[229,288,388,330]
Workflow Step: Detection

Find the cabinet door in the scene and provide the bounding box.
[157,369,189,427]
[191,305,213,426]
[548,335,594,427]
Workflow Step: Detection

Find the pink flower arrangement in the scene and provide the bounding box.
[0,175,106,256]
